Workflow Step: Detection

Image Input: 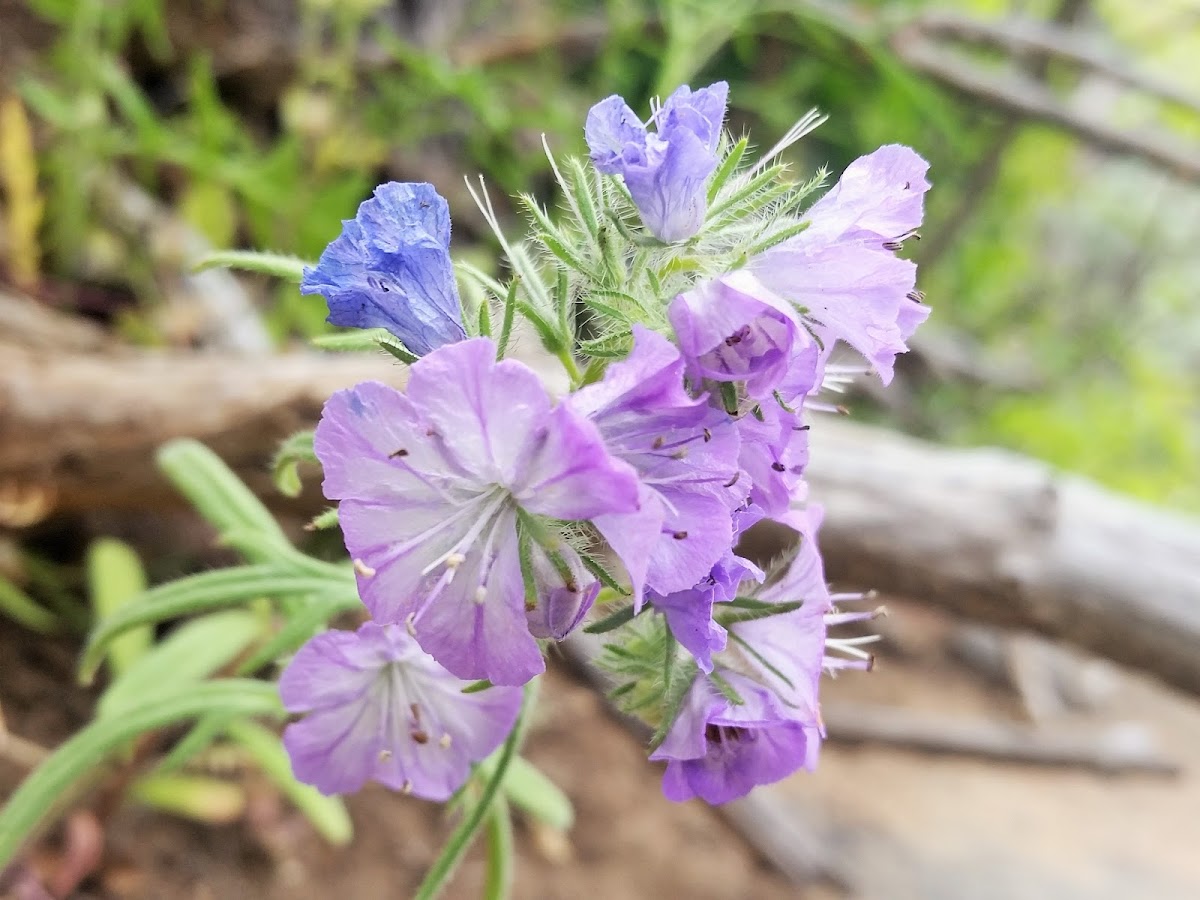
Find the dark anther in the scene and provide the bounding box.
[425,427,438,437]
[652,436,666,449]
[793,424,811,432]
[907,290,926,303]
[882,240,903,251]
[672,530,688,540]
[724,325,750,347]
[771,461,786,472]
[410,703,422,722]
[410,729,430,744]
[702,428,712,442]
[903,181,911,190]
[723,472,740,488]
[389,448,409,458]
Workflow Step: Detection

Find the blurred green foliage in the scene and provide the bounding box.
[5,0,1198,509]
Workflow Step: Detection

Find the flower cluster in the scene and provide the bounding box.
[284,82,928,803]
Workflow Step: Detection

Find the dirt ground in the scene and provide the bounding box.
[3,598,1199,900]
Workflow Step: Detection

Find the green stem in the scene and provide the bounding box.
[556,347,584,388]
[483,796,514,900]
[412,681,536,900]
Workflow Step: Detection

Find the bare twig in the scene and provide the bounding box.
[914,10,1200,117]
[823,703,1179,775]
[890,28,1200,181]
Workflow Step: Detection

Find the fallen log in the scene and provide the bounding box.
[0,343,401,515]
[1,348,1199,693]
[801,419,1200,695]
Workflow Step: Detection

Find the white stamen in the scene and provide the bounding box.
[353,559,376,577]
[405,613,417,636]
[749,108,827,175]
[445,552,466,570]
[401,779,413,795]
[474,586,488,605]
[439,733,453,749]
[378,749,393,762]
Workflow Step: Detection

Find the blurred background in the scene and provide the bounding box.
[1,0,1198,897]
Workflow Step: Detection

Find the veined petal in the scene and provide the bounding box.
[406,339,554,485]
[300,182,466,355]
[280,622,521,798]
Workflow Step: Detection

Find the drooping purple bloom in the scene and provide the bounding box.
[568,327,743,604]
[279,621,521,798]
[314,338,641,685]
[648,549,762,673]
[301,182,467,356]
[650,670,817,804]
[749,145,931,383]
[668,271,815,399]
[585,82,729,243]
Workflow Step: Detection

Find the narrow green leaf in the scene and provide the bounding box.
[378,339,419,365]
[311,328,397,352]
[193,250,310,281]
[484,796,514,900]
[79,566,356,683]
[501,757,573,831]
[461,680,494,695]
[707,136,749,203]
[0,573,58,635]
[235,600,342,676]
[271,430,316,499]
[225,720,353,845]
[130,772,246,824]
[495,277,520,360]
[98,610,263,718]
[577,550,629,596]
[157,440,287,551]
[156,712,239,774]
[0,680,283,869]
[87,538,151,674]
[647,659,699,753]
[584,603,636,635]
[708,669,748,706]
[715,600,803,629]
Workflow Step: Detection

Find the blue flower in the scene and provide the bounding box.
[301,182,467,356]
[585,82,729,243]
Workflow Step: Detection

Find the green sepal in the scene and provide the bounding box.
[192,250,311,282]
[584,603,637,635]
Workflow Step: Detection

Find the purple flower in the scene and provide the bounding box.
[736,397,810,518]
[301,182,467,356]
[314,338,641,685]
[568,327,743,604]
[279,622,521,798]
[668,271,815,399]
[749,145,931,383]
[648,549,762,673]
[585,82,729,243]
[651,671,817,804]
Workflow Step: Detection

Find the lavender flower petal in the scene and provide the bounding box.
[280,622,521,798]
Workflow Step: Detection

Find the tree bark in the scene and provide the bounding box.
[798,419,1200,695]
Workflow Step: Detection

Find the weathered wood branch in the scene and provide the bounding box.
[801,419,1200,695]
[2,349,1199,694]
[0,345,401,516]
